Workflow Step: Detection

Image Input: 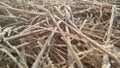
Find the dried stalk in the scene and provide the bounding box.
[32,27,57,68]
[5,29,46,41]
[44,5,84,68]
[0,48,24,68]
[102,54,110,68]
[54,10,120,66]
[66,25,74,68]
[105,5,116,44]
[0,1,120,68]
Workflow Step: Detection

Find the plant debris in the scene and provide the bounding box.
[0,0,120,68]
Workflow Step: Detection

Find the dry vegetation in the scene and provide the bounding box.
[0,0,120,68]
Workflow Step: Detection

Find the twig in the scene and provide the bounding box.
[3,39,28,68]
[0,15,27,21]
[54,6,64,18]
[43,5,84,68]
[31,27,57,68]
[0,48,23,68]
[80,19,87,30]
[5,29,47,41]
[29,3,85,68]
[102,54,110,68]
[65,24,74,68]
[0,2,46,16]
[16,41,35,49]
[54,10,120,66]
[105,5,116,44]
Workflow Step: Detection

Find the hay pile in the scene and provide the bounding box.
[0,0,120,68]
